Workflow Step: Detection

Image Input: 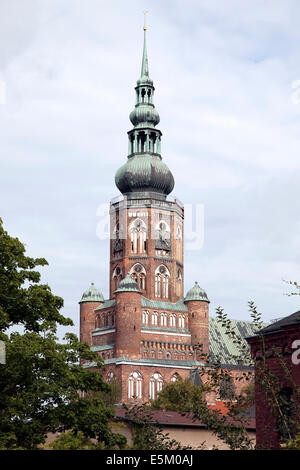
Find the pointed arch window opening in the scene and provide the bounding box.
[130,263,147,291]
[142,310,149,325]
[128,371,143,399]
[155,265,170,299]
[129,219,147,254]
[149,372,163,400]
[113,265,123,289]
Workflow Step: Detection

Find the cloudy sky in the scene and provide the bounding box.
[1,0,300,339]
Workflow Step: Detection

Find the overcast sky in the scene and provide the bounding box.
[1,0,300,339]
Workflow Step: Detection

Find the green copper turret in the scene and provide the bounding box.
[115,27,174,199]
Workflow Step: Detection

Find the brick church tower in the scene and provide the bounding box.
[80,26,211,402]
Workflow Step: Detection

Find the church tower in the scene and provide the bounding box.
[110,26,184,303]
[79,25,210,403]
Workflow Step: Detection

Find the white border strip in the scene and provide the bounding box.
[92,328,116,336]
[141,329,191,337]
[115,360,194,369]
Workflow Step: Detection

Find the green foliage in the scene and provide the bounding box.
[151,376,209,412]
[283,426,300,450]
[0,219,126,450]
[48,430,125,450]
[123,404,196,450]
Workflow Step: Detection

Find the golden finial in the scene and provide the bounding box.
[143,11,148,30]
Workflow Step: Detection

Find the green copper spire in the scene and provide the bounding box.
[114,23,175,199]
[139,28,151,84]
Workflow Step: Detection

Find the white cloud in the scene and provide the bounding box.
[1,0,300,338]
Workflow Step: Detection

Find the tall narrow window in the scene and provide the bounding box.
[128,371,143,399]
[129,219,147,254]
[160,312,167,327]
[155,265,170,298]
[142,311,149,325]
[178,315,185,329]
[170,314,176,328]
[130,263,146,291]
[149,372,163,400]
[152,312,158,326]
[112,265,122,289]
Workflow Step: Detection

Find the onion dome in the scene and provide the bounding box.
[79,283,104,303]
[114,272,141,294]
[184,282,209,303]
[115,154,174,196]
[129,105,160,128]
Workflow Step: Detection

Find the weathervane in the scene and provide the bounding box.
[143,11,148,30]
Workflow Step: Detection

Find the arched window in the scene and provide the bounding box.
[175,222,183,260]
[107,371,115,382]
[152,312,158,326]
[112,222,124,256]
[155,220,171,255]
[176,269,182,297]
[128,371,143,399]
[178,315,185,329]
[112,265,122,289]
[160,312,167,327]
[170,313,176,328]
[130,263,146,290]
[142,311,149,325]
[171,373,180,383]
[155,265,170,298]
[95,314,101,329]
[129,219,147,254]
[219,376,235,401]
[149,372,163,400]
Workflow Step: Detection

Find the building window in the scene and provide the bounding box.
[160,312,167,327]
[155,220,171,255]
[107,372,115,382]
[178,315,185,329]
[219,376,235,401]
[142,311,149,325]
[152,312,158,326]
[128,371,143,399]
[171,373,180,382]
[149,372,163,400]
[130,263,146,290]
[155,265,170,298]
[113,265,122,289]
[95,314,101,329]
[170,314,176,328]
[129,219,147,254]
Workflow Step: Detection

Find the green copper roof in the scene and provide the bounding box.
[184,282,209,303]
[209,317,267,367]
[138,28,153,86]
[115,153,174,196]
[94,299,116,311]
[114,272,142,294]
[79,283,104,303]
[141,297,188,312]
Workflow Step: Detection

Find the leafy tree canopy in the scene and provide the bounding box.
[0,219,126,450]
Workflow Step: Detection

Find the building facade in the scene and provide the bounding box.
[80,27,256,405]
[247,311,300,449]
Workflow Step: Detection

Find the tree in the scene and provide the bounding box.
[0,219,126,450]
